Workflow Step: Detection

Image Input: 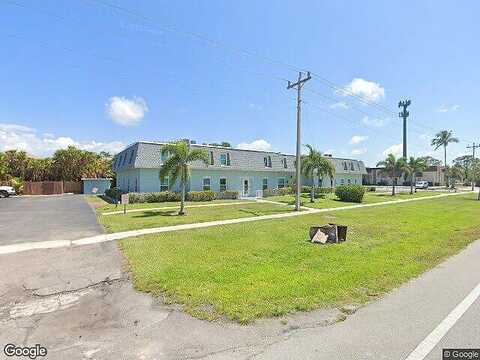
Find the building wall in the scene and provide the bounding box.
[189,169,294,196]
[82,179,111,195]
[119,168,363,195]
[116,169,141,192]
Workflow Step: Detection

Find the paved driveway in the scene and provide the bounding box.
[0,195,103,245]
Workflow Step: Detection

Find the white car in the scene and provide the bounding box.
[415,181,429,189]
[0,185,16,197]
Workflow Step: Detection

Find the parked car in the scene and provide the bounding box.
[0,185,16,197]
[415,180,429,189]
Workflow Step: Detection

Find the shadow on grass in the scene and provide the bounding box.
[238,208,292,216]
[133,210,179,218]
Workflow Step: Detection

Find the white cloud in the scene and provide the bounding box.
[349,135,368,145]
[324,149,334,155]
[330,101,349,110]
[362,116,389,128]
[0,123,125,157]
[351,148,367,155]
[106,96,148,126]
[248,103,263,111]
[437,104,460,113]
[237,139,272,152]
[338,78,385,102]
[419,133,431,140]
[382,143,403,157]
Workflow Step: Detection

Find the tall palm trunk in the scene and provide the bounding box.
[310,178,315,203]
[391,171,396,196]
[179,168,186,215]
[444,145,448,187]
[410,173,414,194]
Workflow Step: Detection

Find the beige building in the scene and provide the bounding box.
[364,166,446,186]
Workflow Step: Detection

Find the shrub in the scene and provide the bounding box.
[186,191,216,202]
[262,188,277,197]
[105,187,126,201]
[216,190,239,200]
[364,186,376,192]
[126,191,181,204]
[335,184,365,203]
[301,185,312,193]
[277,187,293,196]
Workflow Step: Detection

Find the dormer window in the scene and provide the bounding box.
[161,150,170,161]
[220,153,231,166]
[209,151,214,165]
[343,162,348,170]
[283,157,288,169]
[350,162,354,171]
[264,156,272,168]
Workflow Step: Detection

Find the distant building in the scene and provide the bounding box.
[364,165,446,186]
[112,141,367,196]
[415,166,445,186]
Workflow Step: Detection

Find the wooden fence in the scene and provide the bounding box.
[23,181,83,195]
[64,181,83,194]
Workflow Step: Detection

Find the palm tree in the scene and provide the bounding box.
[402,157,427,194]
[377,154,405,196]
[431,130,459,187]
[301,144,336,202]
[159,141,209,215]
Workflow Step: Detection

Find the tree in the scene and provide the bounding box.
[377,154,405,196]
[418,156,442,167]
[0,152,8,181]
[301,144,336,203]
[431,130,459,187]
[402,157,427,194]
[4,150,30,179]
[159,141,209,215]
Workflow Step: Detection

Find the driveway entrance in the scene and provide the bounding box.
[0,195,103,246]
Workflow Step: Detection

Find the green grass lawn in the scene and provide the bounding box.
[99,201,294,233]
[86,195,244,212]
[267,190,446,209]
[119,193,480,323]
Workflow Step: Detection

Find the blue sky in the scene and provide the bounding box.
[1,0,479,166]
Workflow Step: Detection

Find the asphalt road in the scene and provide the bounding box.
[0,195,103,245]
[249,240,480,360]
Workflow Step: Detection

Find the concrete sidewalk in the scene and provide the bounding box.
[0,191,471,256]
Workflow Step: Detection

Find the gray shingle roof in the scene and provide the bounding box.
[113,141,367,175]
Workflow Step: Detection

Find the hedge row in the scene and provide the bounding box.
[108,189,240,204]
[335,184,365,203]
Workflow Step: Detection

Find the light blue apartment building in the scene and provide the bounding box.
[113,141,367,197]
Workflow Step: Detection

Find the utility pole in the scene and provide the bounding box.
[287,71,311,211]
[466,142,479,193]
[398,99,411,159]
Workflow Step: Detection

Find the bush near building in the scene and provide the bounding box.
[335,184,366,203]
[106,189,240,204]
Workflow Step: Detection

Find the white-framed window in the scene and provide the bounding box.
[220,153,231,166]
[343,162,348,171]
[161,150,170,162]
[350,162,355,171]
[219,178,227,191]
[264,156,272,168]
[277,178,286,189]
[203,177,211,191]
[262,177,268,190]
[341,178,345,185]
[160,177,169,192]
[347,179,351,184]
[283,157,288,168]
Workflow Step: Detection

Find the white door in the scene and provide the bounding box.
[242,179,250,197]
